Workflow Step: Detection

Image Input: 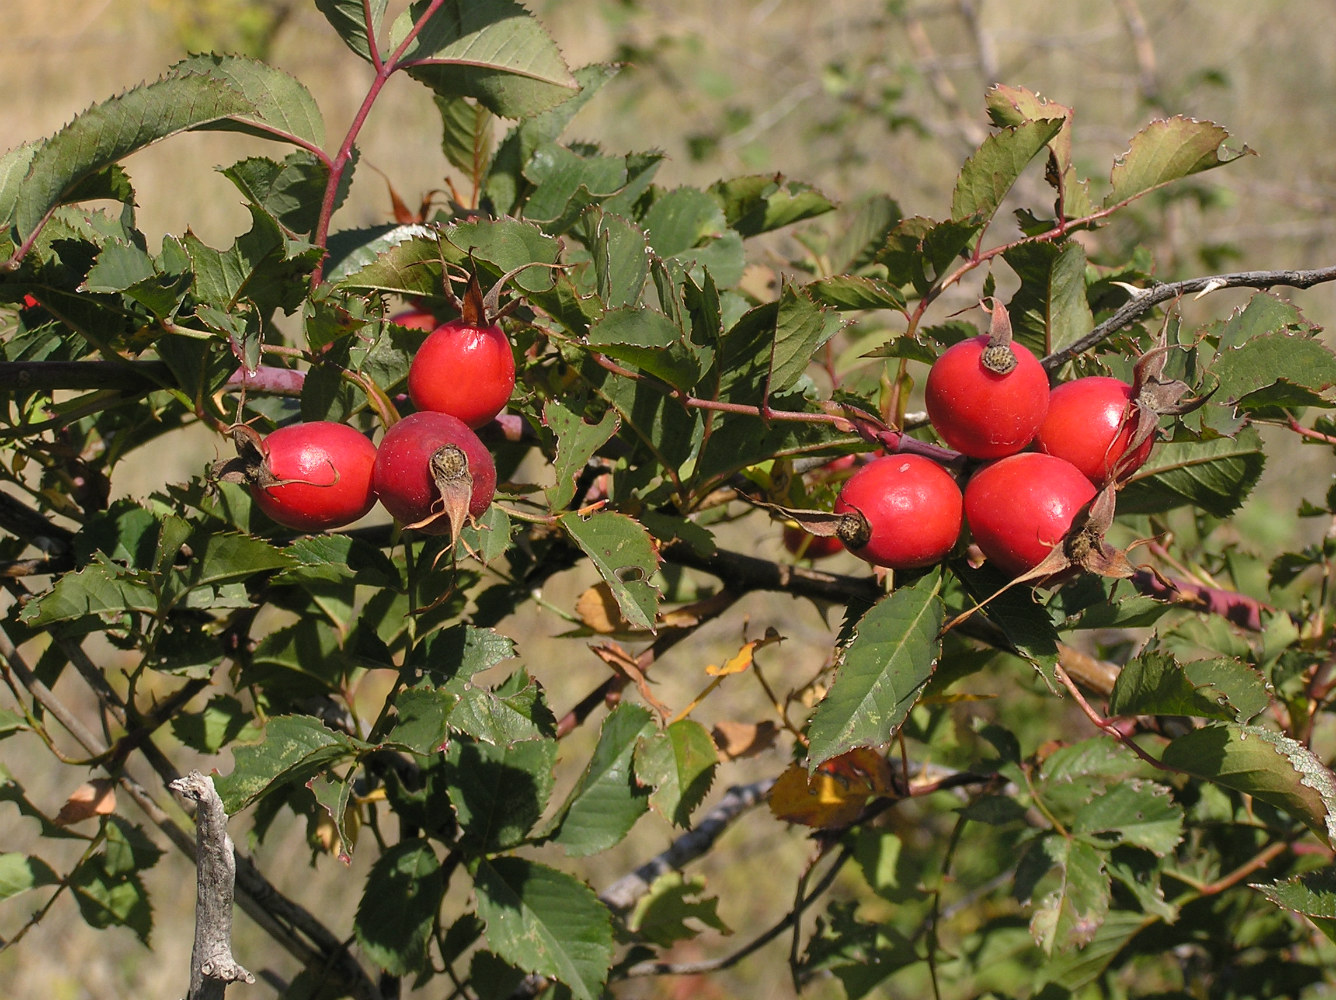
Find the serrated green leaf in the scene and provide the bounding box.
[1117,427,1266,518]
[473,856,614,1000]
[0,853,59,900]
[170,695,258,755]
[549,703,654,855]
[1107,116,1251,206]
[561,511,660,632]
[437,95,495,184]
[878,215,982,297]
[1029,837,1109,955]
[634,719,718,828]
[486,62,622,215]
[17,557,158,629]
[219,152,332,237]
[804,274,906,312]
[986,84,1093,220]
[449,669,556,747]
[1047,240,1094,356]
[708,174,835,237]
[1037,909,1152,991]
[586,307,701,391]
[583,208,649,308]
[447,735,557,852]
[81,240,156,293]
[950,118,1064,224]
[1210,331,1336,410]
[628,872,731,947]
[388,680,461,755]
[1109,650,1239,721]
[768,283,845,396]
[314,0,389,62]
[273,533,400,589]
[1073,780,1183,855]
[544,397,619,509]
[1161,722,1336,845]
[184,204,322,315]
[172,54,325,146]
[11,72,257,238]
[807,571,944,769]
[410,623,517,684]
[69,850,153,944]
[391,0,578,119]
[1254,866,1336,943]
[214,715,371,813]
[355,839,445,975]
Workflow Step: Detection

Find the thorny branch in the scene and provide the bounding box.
[1042,264,1336,371]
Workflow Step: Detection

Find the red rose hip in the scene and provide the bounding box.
[1035,376,1155,484]
[373,411,496,538]
[408,318,516,428]
[925,334,1050,459]
[239,422,378,532]
[963,452,1097,576]
[833,454,963,570]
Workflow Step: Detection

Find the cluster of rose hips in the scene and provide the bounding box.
[811,323,1156,578]
[219,304,513,540]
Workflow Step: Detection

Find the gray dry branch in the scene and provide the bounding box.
[170,771,254,1000]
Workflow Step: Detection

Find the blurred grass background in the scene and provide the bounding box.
[4,1,1336,997]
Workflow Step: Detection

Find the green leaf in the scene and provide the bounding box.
[10,72,257,239]
[448,668,556,747]
[170,695,258,755]
[273,533,400,589]
[950,118,1064,224]
[1254,866,1336,943]
[81,240,156,293]
[878,215,982,297]
[1210,331,1336,411]
[391,0,578,119]
[768,283,845,397]
[1107,116,1251,206]
[1037,909,1152,991]
[806,571,944,769]
[409,623,517,684]
[214,715,371,813]
[1117,427,1266,518]
[708,174,835,237]
[1109,650,1239,721]
[69,854,153,944]
[1046,240,1094,356]
[1072,780,1184,855]
[446,735,558,852]
[586,307,702,391]
[437,96,495,184]
[1029,837,1110,954]
[583,208,650,308]
[354,839,445,975]
[549,703,654,856]
[0,853,59,901]
[18,558,158,629]
[473,856,614,1000]
[314,0,389,63]
[544,397,619,509]
[1161,722,1336,845]
[634,719,719,828]
[560,511,661,633]
[628,872,731,947]
[219,152,332,237]
[804,274,906,312]
[986,84,1093,221]
[486,62,622,215]
[171,54,326,146]
[184,204,322,316]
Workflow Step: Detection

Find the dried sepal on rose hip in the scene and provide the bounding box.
[212,422,378,532]
[372,411,496,545]
[924,300,1050,459]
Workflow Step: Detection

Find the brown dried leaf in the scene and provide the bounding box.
[55,779,116,826]
[711,720,779,760]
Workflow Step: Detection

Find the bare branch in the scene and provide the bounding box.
[1042,264,1336,371]
[170,771,254,1000]
[600,778,776,913]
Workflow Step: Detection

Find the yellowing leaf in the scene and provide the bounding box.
[769,749,896,829]
[706,628,783,676]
